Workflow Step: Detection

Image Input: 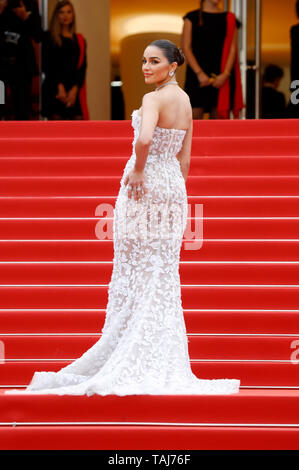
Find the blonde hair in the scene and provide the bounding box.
[49,0,77,47]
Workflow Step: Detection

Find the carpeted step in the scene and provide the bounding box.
[1,424,299,450]
[0,118,298,138]
[0,120,132,138]
[1,309,298,334]
[0,261,298,285]
[0,117,299,451]
[2,156,299,176]
[0,216,298,238]
[1,360,298,387]
[1,333,297,361]
[1,136,299,157]
[1,196,299,217]
[0,286,298,310]
[1,175,299,196]
[1,389,299,425]
[0,240,299,261]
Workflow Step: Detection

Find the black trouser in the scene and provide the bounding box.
[9,70,33,120]
[2,66,33,120]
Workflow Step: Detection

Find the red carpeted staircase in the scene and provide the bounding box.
[0,118,299,450]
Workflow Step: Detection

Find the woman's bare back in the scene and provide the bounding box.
[138,86,192,131]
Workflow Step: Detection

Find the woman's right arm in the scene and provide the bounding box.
[42,32,62,85]
[75,38,87,89]
[176,118,193,183]
[181,18,210,87]
[42,32,66,99]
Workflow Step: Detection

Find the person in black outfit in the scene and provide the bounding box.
[0,0,7,118]
[41,0,88,120]
[261,64,286,119]
[286,0,299,118]
[111,75,125,120]
[0,0,42,120]
[181,0,242,119]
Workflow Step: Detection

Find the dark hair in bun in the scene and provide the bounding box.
[149,39,185,67]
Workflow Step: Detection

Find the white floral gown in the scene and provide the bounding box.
[5,110,240,396]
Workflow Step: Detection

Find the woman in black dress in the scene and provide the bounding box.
[41,0,89,120]
[287,0,299,118]
[181,0,242,119]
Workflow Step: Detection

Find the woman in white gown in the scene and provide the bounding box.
[5,39,240,396]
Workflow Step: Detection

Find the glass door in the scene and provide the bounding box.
[230,0,262,119]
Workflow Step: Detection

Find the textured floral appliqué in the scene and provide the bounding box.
[4,109,240,397]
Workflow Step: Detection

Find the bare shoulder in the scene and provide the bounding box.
[142,91,158,104]
[141,91,162,116]
[179,87,192,104]
[179,89,193,119]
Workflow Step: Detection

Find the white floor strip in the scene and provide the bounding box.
[2,385,299,389]
[0,217,299,220]
[2,358,296,363]
[0,421,299,428]
[0,238,299,242]
[0,239,298,242]
[0,195,299,198]
[0,333,298,337]
[0,284,298,287]
[0,308,299,313]
[0,261,299,264]
[0,308,298,312]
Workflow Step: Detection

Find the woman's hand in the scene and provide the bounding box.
[197,71,211,88]
[212,73,229,89]
[56,83,67,103]
[124,169,147,201]
[65,85,79,108]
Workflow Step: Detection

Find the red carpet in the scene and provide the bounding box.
[0,118,299,449]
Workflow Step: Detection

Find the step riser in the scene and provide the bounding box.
[0,219,298,239]
[2,156,299,176]
[0,286,298,309]
[1,310,298,334]
[1,176,299,196]
[1,362,298,386]
[1,137,299,157]
[1,118,298,138]
[1,197,299,217]
[1,425,299,450]
[0,241,299,261]
[2,393,299,424]
[0,263,298,284]
[1,335,297,360]
[0,121,132,138]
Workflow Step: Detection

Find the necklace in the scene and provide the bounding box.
[155,81,178,91]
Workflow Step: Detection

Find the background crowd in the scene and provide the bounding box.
[0,0,88,120]
[0,0,299,120]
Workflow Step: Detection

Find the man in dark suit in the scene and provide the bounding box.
[261,64,286,119]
